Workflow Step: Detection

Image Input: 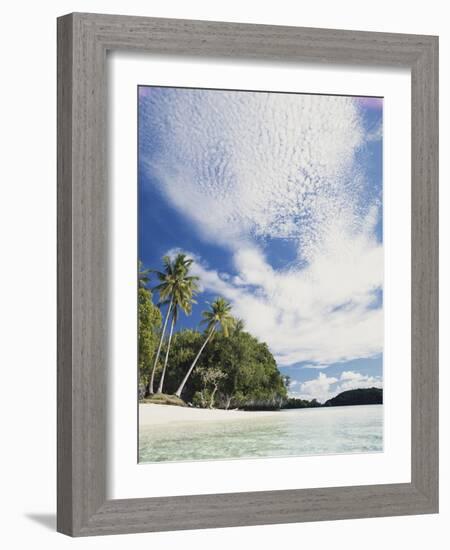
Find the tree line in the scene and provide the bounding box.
[138,254,288,409]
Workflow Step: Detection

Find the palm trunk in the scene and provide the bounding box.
[149,297,173,394]
[175,326,216,398]
[156,314,175,394]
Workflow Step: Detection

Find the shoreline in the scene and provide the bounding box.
[139,403,280,426]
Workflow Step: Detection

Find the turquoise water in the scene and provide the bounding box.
[139,404,383,463]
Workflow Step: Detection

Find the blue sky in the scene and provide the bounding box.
[139,86,383,403]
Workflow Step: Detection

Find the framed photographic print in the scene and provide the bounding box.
[57,13,438,536]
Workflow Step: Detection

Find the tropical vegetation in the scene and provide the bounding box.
[138,254,288,409]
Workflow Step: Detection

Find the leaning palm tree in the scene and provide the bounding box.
[175,297,235,398]
[156,282,196,394]
[148,254,199,394]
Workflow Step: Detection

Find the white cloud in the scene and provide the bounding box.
[140,89,368,255]
[367,121,383,142]
[296,372,338,403]
[291,371,382,403]
[172,241,382,365]
[142,89,383,366]
[338,370,382,392]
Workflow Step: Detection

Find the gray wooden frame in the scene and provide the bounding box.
[57,12,438,537]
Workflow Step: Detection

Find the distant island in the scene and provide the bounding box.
[223,387,383,410]
[323,387,383,407]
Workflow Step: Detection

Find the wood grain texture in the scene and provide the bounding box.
[410,35,439,506]
[57,12,439,537]
[57,13,74,535]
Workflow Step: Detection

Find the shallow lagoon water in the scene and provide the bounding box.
[139,404,383,463]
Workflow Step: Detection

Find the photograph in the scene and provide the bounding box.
[137,85,384,463]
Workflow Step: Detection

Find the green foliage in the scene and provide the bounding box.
[157,329,204,397]
[157,323,288,409]
[209,330,287,410]
[201,297,235,337]
[152,254,199,317]
[139,257,290,409]
[174,297,237,398]
[138,286,162,391]
[138,260,151,289]
[196,367,227,408]
[192,390,212,409]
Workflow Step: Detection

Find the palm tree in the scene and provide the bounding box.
[175,297,235,398]
[148,254,198,395]
[156,282,196,394]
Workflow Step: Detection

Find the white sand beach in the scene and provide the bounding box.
[139,403,280,426]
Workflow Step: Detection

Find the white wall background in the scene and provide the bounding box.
[0,1,447,548]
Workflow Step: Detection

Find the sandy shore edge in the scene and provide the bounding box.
[139,403,280,426]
